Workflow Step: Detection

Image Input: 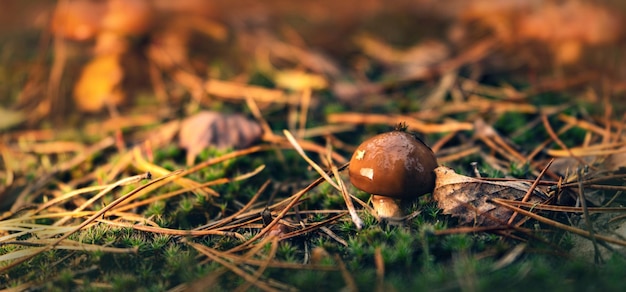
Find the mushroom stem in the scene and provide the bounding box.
[371,195,403,218]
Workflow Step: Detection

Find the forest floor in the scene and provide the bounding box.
[2,1,626,291]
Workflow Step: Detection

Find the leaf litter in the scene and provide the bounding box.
[1,0,626,290]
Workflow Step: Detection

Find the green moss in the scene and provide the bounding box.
[509,161,532,178]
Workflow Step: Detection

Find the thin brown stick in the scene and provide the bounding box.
[430,131,457,153]
[558,114,617,140]
[493,199,626,213]
[234,237,280,292]
[188,242,280,292]
[542,114,589,167]
[491,199,626,247]
[577,167,603,263]
[375,247,385,292]
[327,112,474,134]
[433,226,515,236]
[98,219,245,240]
[334,253,358,292]
[509,159,554,225]
[602,95,613,144]
[278,213,348,241]
[195,180,271,231]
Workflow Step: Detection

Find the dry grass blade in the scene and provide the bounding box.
[53,173,149,226]
[195,180,271,231]
[234,237,280,292]
[433,226,515,236]
[203,246,337,271]
[113,165,265,213]
[576,167,602,263]
[204,79,297,105]
[558,114,617,139]
[327,112,473,133]
[474,118,526,163]
[508,158,554,225]
[245,96,274,141]
[491,198,626,247]
[326,140,362,229]
[278,212,347,241]
[187,241,286,292]
[228,164,346,253]
[0,170,181,273]
[547,143,626,157]
[0,210,161,237]
[330,163,362,229]
[33,185,108,214]
[0,223,74,242]
[283,129,340,190]
[491,243,526,270]
[437,146,481,163]
[319,226,349,246]
[493,199,626,213]
[0,239,136,262]
[97,219,245,240]
[133,147,218,197]
[542,114,590,168]
[284,129,362,227]
[374,247,385,292]
[11,136,116,212]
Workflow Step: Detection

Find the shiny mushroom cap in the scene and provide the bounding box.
[349,130,438,199]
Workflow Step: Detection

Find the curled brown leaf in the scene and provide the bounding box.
[179,111,262,165]
[433,166,548,225]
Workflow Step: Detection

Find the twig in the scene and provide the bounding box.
[576,167,603,264]
[542,114,590,168]
[327,112,473,134]
[508,159,554,225]
[491,199,626,247]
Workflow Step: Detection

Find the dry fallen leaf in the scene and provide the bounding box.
[518,1,620,45]
[147,24,191,70]
[274,70,328,91]
[460,0,622,65]
[597,146,626,173]
[179,111,263,165]
[51,0,106,41]
[569,213,626,262]
[433,166,548,225]
[0,107,25,130]
[73,54,125,112]
[101,0,154,36]
[517,1,621,64]
[355,35,450,77]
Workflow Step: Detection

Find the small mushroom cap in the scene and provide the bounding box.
[349,131,438,198]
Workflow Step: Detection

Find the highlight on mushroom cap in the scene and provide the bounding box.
[348,129,438,199]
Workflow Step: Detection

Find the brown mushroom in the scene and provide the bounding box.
[348,126,438,219]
